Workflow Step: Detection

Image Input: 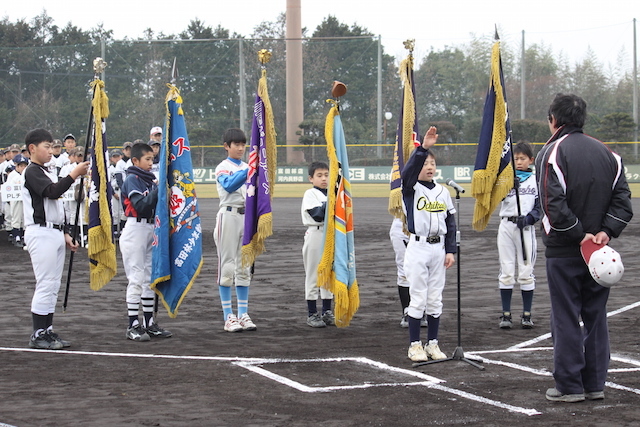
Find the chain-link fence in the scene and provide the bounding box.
[1,38,638,166]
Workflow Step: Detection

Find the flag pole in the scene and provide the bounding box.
[63,57,107,312]
[154,57,180,318]
[495,26,528,263]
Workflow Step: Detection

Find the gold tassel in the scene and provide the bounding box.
[317,105,339,292]
[88,79,117,291]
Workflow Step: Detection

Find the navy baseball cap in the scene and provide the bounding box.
[13,154,29,165]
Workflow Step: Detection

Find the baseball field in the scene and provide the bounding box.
[1,193,639,426]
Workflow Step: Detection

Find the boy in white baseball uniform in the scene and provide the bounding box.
[214,128,256,333]
[22,128,89,350]
[6,154,29,247]
[390,217,427,328]
[301,161,335,328]
[402,126,456,362]
[497,141,540,329]
[120,143,172,341]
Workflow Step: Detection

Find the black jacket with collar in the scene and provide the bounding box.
[535,125,633,258]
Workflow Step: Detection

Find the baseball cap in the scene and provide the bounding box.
[122,141,134,149]
[9,143,21,152]
[52,140,62,147]
[13,154,29,165]
[580,240,624,288]
[150,126,162,136]
[110,149,123,157]
[64,133,76,141]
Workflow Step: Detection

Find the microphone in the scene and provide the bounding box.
[445,179,465,193]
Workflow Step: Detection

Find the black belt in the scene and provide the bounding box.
[225,206,245,214]
[503,216,518,224]
[136,217,154,224]
[37,222,64,231]
[414,235,440,244]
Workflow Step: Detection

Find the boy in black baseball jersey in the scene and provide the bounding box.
[22,129,89,350]
[120,143,172,341]
[402,126,456,362]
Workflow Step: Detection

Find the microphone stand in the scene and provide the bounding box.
[413,187,484,370]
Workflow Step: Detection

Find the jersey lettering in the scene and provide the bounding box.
[416,197,446,213]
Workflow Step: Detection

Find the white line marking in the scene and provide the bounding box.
[469,347,552,355]
[428,383,541,416]
[234,357,541,416]
[605,381,640,395]
[467,355,553,377]
[508,301,640,350]
[612,355,640,367]
[0,347,271,362]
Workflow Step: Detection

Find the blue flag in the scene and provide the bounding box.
[150,86,203,317]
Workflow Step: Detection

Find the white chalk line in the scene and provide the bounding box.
[0,345,540,416]
[233,357,541,416]
[508,300,640,350]
[1,301,637,419]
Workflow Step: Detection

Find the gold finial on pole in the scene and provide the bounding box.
[93,57,107,77]
[403,39,415,55]
[258,49,272,66]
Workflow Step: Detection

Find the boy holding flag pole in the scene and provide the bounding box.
[150,59,203,321]
[317,81,359,327]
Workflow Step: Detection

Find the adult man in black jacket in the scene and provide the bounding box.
[536,93,633,402]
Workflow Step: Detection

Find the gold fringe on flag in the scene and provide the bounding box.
[240,68,276,267]
[88,79,117,291]
[388,54,416,220]
[471,42,514,231]
[317,102,359,327]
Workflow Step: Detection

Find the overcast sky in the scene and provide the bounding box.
[2,0,637,70]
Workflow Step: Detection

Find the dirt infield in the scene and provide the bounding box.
[1,196,639,426]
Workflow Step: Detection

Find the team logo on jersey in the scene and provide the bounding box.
[416,197,446,212]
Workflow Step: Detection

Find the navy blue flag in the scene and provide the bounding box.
[471,40,513,231]
[87,79,117,290]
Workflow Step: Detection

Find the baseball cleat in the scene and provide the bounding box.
[306,312,326,328]
[400,315,408,328]
[48,330,71,348]
[420,314,428,328]
[424,340,447,360]
[224,314,243,332]
[126,325,151,341]
[499,313,513,329]
[521,313,534,329]
[29,330,63,350]
[321,310,335,326]
[147,323,173,338]
[238,313,257,331]
[400,307,409,328]
[408,341,428,362]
